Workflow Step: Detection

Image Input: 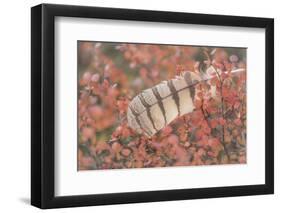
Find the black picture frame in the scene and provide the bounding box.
[31,3,274,209]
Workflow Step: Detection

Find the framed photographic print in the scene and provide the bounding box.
[31,3,274,209]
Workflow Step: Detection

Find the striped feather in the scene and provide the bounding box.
[127,71,202,137]
[127,68,245,137]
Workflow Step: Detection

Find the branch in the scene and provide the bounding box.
[213,67,230,162]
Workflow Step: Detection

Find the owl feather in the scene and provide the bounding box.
[127,67,245,137]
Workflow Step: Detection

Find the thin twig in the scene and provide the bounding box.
[213,67,230,162]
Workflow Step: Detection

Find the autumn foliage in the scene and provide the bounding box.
[78,42,246,170]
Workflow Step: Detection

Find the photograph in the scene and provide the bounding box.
[78,42,247,170]
[30,3,274,209]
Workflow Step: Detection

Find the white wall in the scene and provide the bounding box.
[0,0,279,212]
